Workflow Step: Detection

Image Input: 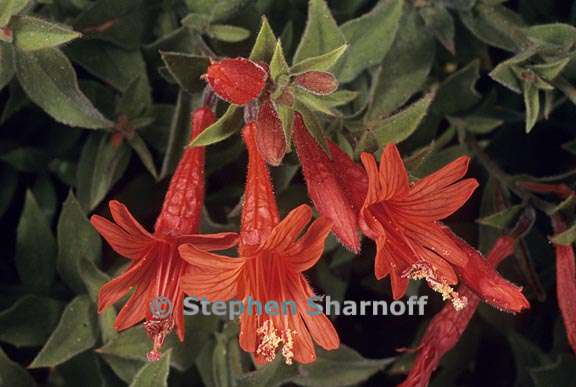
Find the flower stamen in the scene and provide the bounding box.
[403,262,468,311]
[256,320,298,365]
[144,317,175,361]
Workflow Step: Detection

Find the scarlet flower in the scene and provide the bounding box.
[179,122,339,364]
[204,58,268,105]
[359,145,479,305]
[294,113,363,253]
[91,107,238,361]
[399,235,519,387]
[551,215,576,354]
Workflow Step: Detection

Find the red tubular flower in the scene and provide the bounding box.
[359,145,479,304]
[91,107,238,361]
[204,58,268,105]
[551,216,576,353]
[517,181,573,199]
[442,225,529,313]
[399,235,518,387]
[293,113,361,253]
[179,122,339,364]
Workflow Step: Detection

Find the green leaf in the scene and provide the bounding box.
[29,295,98,368]
[550,222,576,245]
[78,257,109,302]
[459,3,527,52]
[295,88,337,116]
[206,24,250,42]
[419,4,456,54]
[160,91,193,179]
[365,93,434,147]
[477,204,525,229]
[292,0,346,64]
[524,23,576,51]
[530,57,572,81]
[73,0,148,50]
[77,132,131,211]
[249,17,277,62]
[129,350,172,387]
[128,133,158,180]
[433,60,481,115]
[12,16,81,51]
[185,0,244,23]
[277,104,294,148]
[290,44,348,75]
[488,49,536,94]
[270,40,289,81]
[333,0,403,83]
[0,42,15,91]
[15,190,57,292]
[15,48,113,129]
[0,295,63,347]
[101,354,144,383]
[189,105,243,147]
[448,115,503,134]
[236,357,298,387]
[0,147,49,172]
[117,76,152,119]
[294,346,394,387]
[0,348,36,387]
[160,52,210,94]
[367,6,435,119]
[0,0,29,27]
[66,40,149,92]
[522,79,540,133]
[57,191,102,293]
[58,352,106,387]
[507,331,551,387]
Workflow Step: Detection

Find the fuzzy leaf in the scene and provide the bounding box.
[129,350,172,387]
[0,295,63,348]
[270,40,289,81]
[15,190,57,292]
[522,79,540,133]
[160,52,210,94]
[76,132,131,211]
[206,24,250,42]
[29,295,98,368]
[249,17,277,62]
[0,348,36,387]
[292,0,346,63]
[12,16,81,51]
[419,4,456,53]
[15,48,113,129]
[365,93,434,146]
[367,6,435,119]
[189,105,243,147]
[290,44,347,75]
[433,60,481,115]
[550,222,576,245]
[333,0,403,83]
[0,42,15,90]
[0,0,29,27]
[477,204,525,229]
[57,191,102,293]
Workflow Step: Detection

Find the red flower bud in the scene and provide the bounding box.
[293,71,338,95]
[255,99,287,166]
[205,58,268,105]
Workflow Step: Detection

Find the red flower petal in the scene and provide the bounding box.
[293,71,338,95]
[91,215,152,259]
[294,114,361,253]
[255,99,287,166]
[327,140,368,212]
[240,122,280,250]
[205,58,267,105]
[552,216,576,353]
